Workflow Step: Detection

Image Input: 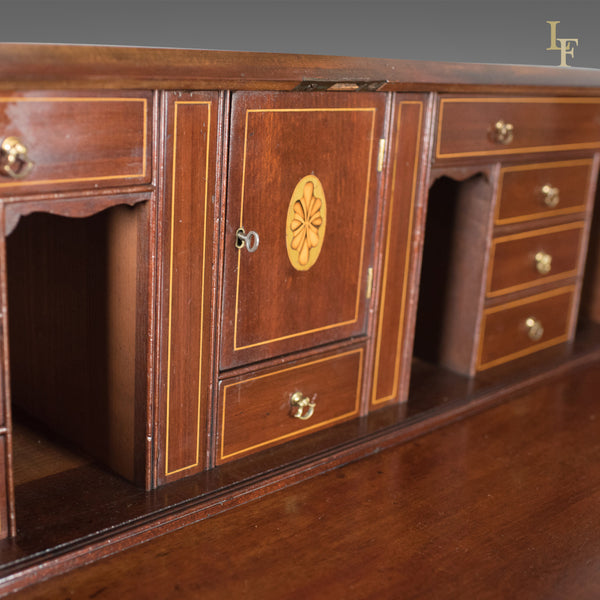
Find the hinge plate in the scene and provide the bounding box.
[294,80,388,92]
[366,267,374,299]
[377,139,386,173]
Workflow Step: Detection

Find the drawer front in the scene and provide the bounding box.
[220,91,386,369]
[487,222,585,297]
[0,93,151,195]
[436,97,600,160]
[496,160,592,225]
[478,286,575,371]
[217,346,364,464]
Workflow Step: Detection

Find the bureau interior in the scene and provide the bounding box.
[414,168,600,379]
[5,203,147,489]
[414,173,491,373]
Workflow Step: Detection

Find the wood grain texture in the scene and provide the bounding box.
[216,344,363,464]
[10,360,600,600]
[414,169,497,376]
[0,325,599,595]
[495,160,591,225]
[0,438,8,540]
[156,93,220,483]
[487,221,585,297]
[370,96,428,406]
[0,92,151,195]
[478,286,575,370]
[220,91,385,369]
[4,44,600,94]
[0,206,14,539]
[0,43,600,589]
[6,207,143,483]
[436,97,600,159]
[580,155,600,324]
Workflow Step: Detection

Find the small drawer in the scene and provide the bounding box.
[496,160,592,225]
[478,286,575,371]
[487,222,585,297]
[0,93,151,196]
[436,97,600,160]
[216,345,364,464]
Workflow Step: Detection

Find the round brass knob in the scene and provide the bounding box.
[290,391,316,421]
[491,119,514,145]
[535,251,552,275]
[0,136,34,179]
[525,317,544,342]
[541,184,560,208]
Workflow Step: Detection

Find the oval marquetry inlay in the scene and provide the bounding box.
[286,175,327,271]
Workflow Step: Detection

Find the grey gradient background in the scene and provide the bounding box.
[0,1,599,69]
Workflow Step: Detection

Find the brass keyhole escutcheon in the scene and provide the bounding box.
[535,251,552,275]
[0,136,34,180]
[525,317,544,342]
[491,119,514,145]
[290,391,316,421]
[541,184,560,208]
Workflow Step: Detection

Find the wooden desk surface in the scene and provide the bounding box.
[12,361,600,599]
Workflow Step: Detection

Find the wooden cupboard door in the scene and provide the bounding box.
[156,92,221,484]
[221,91,387,370]
[370,94,430,407]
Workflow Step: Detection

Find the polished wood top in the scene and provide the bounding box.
[2,44,600,93]
[12,360,600,599]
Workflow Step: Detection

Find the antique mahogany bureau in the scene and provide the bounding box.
[0,44,600,594]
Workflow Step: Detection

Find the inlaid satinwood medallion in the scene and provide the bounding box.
[286,175,327,271]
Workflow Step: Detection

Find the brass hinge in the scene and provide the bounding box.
[366,267,374,299]
[293,80,388,92]
[377,139,386,172]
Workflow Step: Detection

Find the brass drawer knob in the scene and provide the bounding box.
[0,136,34,179]
[290,391,316,421]
[235,227,260,253]
[535,251,552,275]
[491,119,514,145]
[541,184,560,208]
[525,317,544,342]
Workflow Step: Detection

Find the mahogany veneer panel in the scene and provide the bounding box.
[478,285,575,370]
[5,44,600,94]
[580,173,600,324]
[0,92,151,195]
[11,360,600,600]
[414,172,496,376]
[156,92,220,484]
[495,160,592,225]
[216,344,364,463]
[220,91,386,369]
[436,97,600,160]
[6,207,143,483]
[487,222,585,297]
[371,95,429,407]
[0,439,7,540]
